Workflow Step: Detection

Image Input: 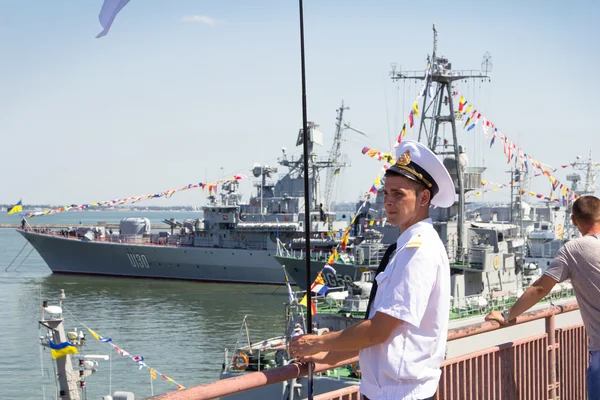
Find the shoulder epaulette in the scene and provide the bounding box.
[405,233,423,248]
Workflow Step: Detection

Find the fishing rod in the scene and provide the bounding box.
[297,0,314,398]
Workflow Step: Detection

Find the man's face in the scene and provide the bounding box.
[382,175,423,228]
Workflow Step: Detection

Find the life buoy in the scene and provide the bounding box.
[233,353,249,370]
[351,362,361,378]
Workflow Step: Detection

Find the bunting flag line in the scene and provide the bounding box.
[68,318,184,390]
[25,174,246,219]
[88,328,101,341]
[466,182,512,200]
[361,147,394,164]
[521,190,566,204]
[558,161,600,169]
[451,91,576,202]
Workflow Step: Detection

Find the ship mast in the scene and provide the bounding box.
[278,106,350,214]
[40,291,81,400]
[391,24,490,263]
[322,101,350,211]
[563,151,598,239]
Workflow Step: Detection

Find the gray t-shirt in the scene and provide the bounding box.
[545,234,600,351]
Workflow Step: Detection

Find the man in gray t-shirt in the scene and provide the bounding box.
[486,195,600,400]
[545,234,600,350]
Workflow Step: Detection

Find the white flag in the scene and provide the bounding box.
[282,266,295,304]
[96,0,131,38]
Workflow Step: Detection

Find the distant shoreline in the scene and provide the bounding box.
[3,209,202,213]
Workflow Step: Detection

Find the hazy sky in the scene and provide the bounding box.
[1,0,598,208]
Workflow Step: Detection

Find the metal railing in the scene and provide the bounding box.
[25,228,269,250]
[144,301,584,400]
[438,301,582,400]
[275,247,381,267]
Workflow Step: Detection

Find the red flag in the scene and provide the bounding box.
[408,111,414,128]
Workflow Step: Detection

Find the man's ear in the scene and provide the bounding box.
[420,189,431,207]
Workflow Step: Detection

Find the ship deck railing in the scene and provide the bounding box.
[145,301,584,400]
[285,284,576,322]
[276,237,384,267]
[311,287,577,321]
[449,285,575,320]
[24,228,268,250]
[275,248,382,267]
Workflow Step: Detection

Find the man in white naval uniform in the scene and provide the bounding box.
[289,140,455,400]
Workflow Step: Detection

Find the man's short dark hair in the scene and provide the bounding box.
[384,169,429,197]
[572,195,600,224]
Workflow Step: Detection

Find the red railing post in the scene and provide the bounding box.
[546,313,558,398]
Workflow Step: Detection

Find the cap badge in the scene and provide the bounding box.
[396,150,411,166]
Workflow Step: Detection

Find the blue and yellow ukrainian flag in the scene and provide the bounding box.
[6,200,22,215]
[49,340,78,359]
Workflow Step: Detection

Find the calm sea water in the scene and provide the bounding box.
[0,211,288,399]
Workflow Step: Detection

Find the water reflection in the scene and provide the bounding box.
[1,227,289,398]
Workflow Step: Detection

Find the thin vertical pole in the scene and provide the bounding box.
[546,314,557,399]
[297,0,314,398]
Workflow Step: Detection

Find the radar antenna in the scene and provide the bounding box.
[481,51,493,76]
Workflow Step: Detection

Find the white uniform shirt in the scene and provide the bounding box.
[359,218,450,400]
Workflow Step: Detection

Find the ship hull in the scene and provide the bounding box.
[18,230,288,284]
[275,255,365,290]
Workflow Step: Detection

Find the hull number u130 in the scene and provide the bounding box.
[127,252,150,268]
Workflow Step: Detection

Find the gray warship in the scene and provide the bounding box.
[275,26,591,306]
[18,105,351,286]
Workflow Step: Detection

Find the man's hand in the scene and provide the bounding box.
[485,275,559,326]
[296,350,359,366]
[485,310,508,325]
[289,334,322,358]
[289,311,403,359]
[296,351,330,364]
